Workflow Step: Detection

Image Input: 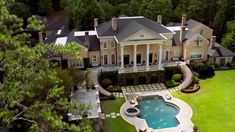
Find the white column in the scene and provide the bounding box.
[121,45,124,69]
[133,45,137,71]
[146,43,150,70]
[158,44,163,70]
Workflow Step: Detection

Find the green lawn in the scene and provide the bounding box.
[172,70,235,132]
[101,98,136,132]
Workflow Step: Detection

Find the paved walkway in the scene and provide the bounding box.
[100,112,121,119]
[112,92,124,97]
[122,83,167,93]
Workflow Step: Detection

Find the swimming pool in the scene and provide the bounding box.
[137,97,179,129]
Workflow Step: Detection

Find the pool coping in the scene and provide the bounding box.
[120,90,194,132]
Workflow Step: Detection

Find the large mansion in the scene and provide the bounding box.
[44,15,235,70]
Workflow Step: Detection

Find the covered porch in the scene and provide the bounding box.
[119,41,169,73]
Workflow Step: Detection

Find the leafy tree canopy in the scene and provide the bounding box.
[0,0,93,131]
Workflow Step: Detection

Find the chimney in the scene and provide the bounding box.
[112,17,117,31]
[211,36,216,48]
[85,31,90,49]
[181,14,187,26]
[94,18,98,28]
[180,26,186,58]
[157,15,162,24]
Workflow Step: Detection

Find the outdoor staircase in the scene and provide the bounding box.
[92,69,112,96]
[177,62,193,90]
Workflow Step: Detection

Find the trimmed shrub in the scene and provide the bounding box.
[192,72,200,84]
[165,79,180,88]
[101,78,112,89]
[172,74,182,82]
[107,85,122,92]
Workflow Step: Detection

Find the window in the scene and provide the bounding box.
[103,42,107,49]
[174,49,180,57]
[194,38,202,47]
[190,52,203,59]
[111,54,115,64]
[69,60,83,68]
[111,42,115,48]
[92,55,96,62]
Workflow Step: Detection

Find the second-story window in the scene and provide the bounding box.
[92,55,97,62]
[111,42,115,48]
[103,42,107,49]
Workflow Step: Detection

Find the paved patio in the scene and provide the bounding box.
[122,83,167,93]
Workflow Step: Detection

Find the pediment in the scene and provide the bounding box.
[122,29,164,42]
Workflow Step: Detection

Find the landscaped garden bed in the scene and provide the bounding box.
[181,83,200,93]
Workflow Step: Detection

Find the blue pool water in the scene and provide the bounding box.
[138,97,179,129]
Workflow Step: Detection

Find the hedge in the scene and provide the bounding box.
[118,70,165,86]
[101,78,112,89]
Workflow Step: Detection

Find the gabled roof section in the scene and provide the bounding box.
[96,16,172,39]
[45,21,68,30]
[208,43,235,57]
[172,30,197,46]
[115,21,165,42]
[67,31,100,51]
[185,19,201,29]
[185,19,213,31]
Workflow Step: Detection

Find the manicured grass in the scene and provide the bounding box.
[101,98,125,114]
[104,117,136,132]
[101,98,136,132]
[172,70,235,132]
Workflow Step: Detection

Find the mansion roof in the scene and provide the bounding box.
[96,16,172,41]
[208,43,235,57]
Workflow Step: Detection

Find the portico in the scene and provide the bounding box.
[119,42,164,73]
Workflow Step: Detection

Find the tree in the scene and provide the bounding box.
[99,0,114,21]
[8,1,32,19]
[61,0,104,30]
[128,0,141,16]
[0,1,93,131]
[139,0,173,23]
[37,0,53,15]
[222,20,235,52]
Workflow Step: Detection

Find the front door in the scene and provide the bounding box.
[124,55,129,65]
[111,54,115,64]
[104,54,108,65]
[165,50,170,61]
[137,54,141,64]
[149,53,153,64]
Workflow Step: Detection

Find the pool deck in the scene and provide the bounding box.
[120,90,193,132]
